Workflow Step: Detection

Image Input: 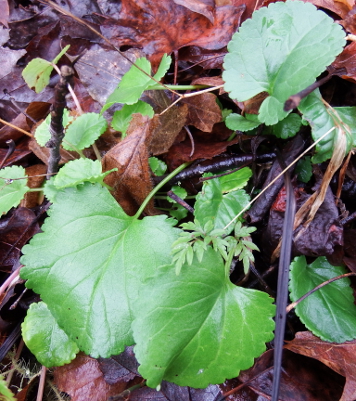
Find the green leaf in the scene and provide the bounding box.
[20,183,179,357]
[0,166,29,215]
[0,375,15,401]
[271,113,302,139]
[223,1,345,125]
[102,55,171,112]
[299,89,356,163]
[295,156,312,183]
[43,159,116,202]
[22,302,79,367]
[219,167,252,193]
[111,101,154,136]
[195,173,250,233]
[148,54,172,88]
[63,113,107,151]
[22,45,70,93]
[133,249,275,388]
[225,113,261,132]
[289,256,356,343]
[149,157,167,176]
[35,109,74,146]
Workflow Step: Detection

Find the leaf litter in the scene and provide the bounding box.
[1,0,356,400]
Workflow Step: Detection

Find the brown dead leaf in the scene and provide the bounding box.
[21,164,47,209]
[102,114,156,216]
[101,0,245,68]
[303,0,353,18]
[28,137,78,166]
[173,0,215,23]
[286,331,356,401]
[54,353,129,401]
[149,104,188,155]
[220,348,344,401]
[183,93,222,132]
[0,1,9,28]
[332,42,356,83]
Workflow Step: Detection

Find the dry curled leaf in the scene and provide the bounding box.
[102,114,156,216]
[286,331,356,401]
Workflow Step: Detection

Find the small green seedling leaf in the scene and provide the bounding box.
[289,256,356,343]
[0,166,29,215]
[43,159,116,202]
[20,183,179,357]
[223,1,345,125]
[63,112,107,151]
[102,55,171,113]
[149,157,167,176]
[195,173,250,233]
[35,109,74,146]
[299,89,356,163]
[225,113,261,132]
[0,375,15,401]
[295,156,312,183]
[111,101,154,136]
[22,45,70,93]
[133,248,275,388]
[271,113,302,139]
[22,302,79,367]
[219,167,252,193]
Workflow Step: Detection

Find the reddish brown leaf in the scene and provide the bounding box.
[179,46,227,69]
[219,348,344,401]
[102,114,156,216]
[28,137,78,166]
[191,76,225,87]
[286,331,356,401]
[101,0,245,68]
[183,93,222,132]
[332,42,356,83]
[340,6,356,35]
[303,0,353,18]
[21,164,47,209]
[54,353,129,401]
[173,0,215,23]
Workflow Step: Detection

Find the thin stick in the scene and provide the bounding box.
[0,265,21,298]
[167,190,194,214]
[36,366,47,401]
[224,127,336,230]
[0,117,33,137]
[286,272,356,313]
[184,126,195,157]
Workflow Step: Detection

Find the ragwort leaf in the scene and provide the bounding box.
[223,1,345,125]
[20,183,179,357]
[22,45,70,93]
[133,249,275,388]
[289,256,356,343]
[22,302,79,367]
[299,89,356,163]
[0,166,29,215]
[195,173,250,233]
[63,113,107,151]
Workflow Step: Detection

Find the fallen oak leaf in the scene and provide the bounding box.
[285,331,356,401]
[100,0,245,68]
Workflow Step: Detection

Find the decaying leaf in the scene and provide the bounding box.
[101,0,245,68]
[183,93,222,132]
[102,114,156,215]
[286,331,356,401]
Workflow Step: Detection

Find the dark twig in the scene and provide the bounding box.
[46,65,74,179]
[0,140,16,169]
[271,150,296,401]
[167,190,194,214]
[154,153,276,185]
[284,73,332,111]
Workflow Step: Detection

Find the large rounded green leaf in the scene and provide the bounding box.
[22,302,79,367]
[20,183,179,357]
[133,248,275,388]
[223,0,345,125]
[289,256,356,343]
